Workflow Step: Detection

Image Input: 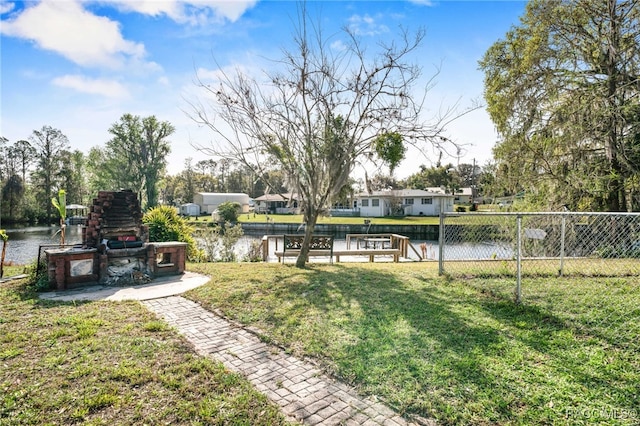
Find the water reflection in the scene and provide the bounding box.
[3,225,83,264]
[3,226,513,265]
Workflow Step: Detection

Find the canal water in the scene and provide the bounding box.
[3,226,438,265]
[2,226,512,265]
[3,225,84,265]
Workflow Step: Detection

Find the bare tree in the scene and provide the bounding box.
[188,5,463,267]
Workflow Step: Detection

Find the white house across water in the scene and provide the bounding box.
[356,189,454,217]
[253,193,299,214]
[193,192,251,214]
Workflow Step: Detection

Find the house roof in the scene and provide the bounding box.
[253,193,298,202]
[196,192,249,197]
[425,187,474,196]
[357,189,453,198]
[424,187,447,194]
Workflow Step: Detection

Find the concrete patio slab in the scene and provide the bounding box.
[38,271,210,302]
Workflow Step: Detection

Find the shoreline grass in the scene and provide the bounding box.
[0,264,27,279]
[186,262,640,425]
[189,213,441,226]
[0,280,291,425]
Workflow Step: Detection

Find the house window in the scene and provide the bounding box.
[361,199,369,207]
[422,198,433,204]
[404,198,414,205]
[372,199,379,207]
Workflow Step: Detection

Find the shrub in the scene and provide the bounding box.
[456,206,467,212]
[243,239,264,262]
[216,202,241,223]
[143,206,203,261]
[26,259,51,292]
[195,222,244,262]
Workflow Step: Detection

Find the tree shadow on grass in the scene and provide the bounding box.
[186,263,640,424]
[294,266,512,404]
[472,281,640,419]
[193,264,575,422]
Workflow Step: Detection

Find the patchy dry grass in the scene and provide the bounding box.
[0,279,291,425]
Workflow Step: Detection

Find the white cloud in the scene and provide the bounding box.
[102,0,258,25]
[1,0,146,69]
[194,66,226,83]
[348,14,389,36]
[330,40,347,52]
[52,74,130,99]
[0,1,15,15]
[408,0,433,6]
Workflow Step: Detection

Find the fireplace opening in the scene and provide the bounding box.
[157,252,174,267]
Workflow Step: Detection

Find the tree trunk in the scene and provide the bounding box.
[60,218,66,246]
[0,240,6,278]
[604,0,627,212]
[295,207,319,268]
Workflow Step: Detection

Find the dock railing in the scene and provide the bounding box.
[345,233,411,258]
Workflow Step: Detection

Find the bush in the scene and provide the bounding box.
[243,240,264,262]
[195,222,244,262]
[217,202,241,223]
[26,259,51,292]
[143,206,203,261]
[456,206,467,212]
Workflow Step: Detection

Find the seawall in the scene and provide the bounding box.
[240,223,439,240]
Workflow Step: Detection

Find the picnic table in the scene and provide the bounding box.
[363,237,391,249]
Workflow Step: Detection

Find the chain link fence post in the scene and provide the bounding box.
[438,210,445,275]
[559,214,566,276]
[516,214,522,304]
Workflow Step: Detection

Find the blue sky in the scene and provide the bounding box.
[1,0,526,178]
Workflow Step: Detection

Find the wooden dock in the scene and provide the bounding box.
[263,233,423,263]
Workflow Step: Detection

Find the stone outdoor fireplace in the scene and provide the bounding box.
[45,190,187,290]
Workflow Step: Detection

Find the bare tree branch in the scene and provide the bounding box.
[185,5,472,266]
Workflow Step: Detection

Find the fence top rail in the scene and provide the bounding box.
[442,211,640,217]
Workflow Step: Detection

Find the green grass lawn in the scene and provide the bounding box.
[0,280,291,426]
[3,262,638,425]
[1,264,27,279]
[186,262,640,425]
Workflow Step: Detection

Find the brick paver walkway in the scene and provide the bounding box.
[143,296,434,426]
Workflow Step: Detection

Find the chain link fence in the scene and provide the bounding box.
[438,212,640,300]
[438,212,640,420]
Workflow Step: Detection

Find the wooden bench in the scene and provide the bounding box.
[275,234,334,263]
[274,234,402,263]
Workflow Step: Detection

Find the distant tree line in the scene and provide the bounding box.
[0,113,176,225]
[0,115,293,225]
[0,122,496,225]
